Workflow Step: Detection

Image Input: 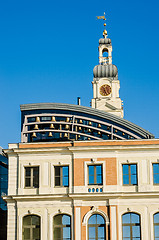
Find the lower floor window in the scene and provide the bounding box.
[54,214,71,240]
[23,215,40,240]
[122,213,141,240]
[88,214,106,240]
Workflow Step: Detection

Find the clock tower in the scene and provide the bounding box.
[91,19,123,118]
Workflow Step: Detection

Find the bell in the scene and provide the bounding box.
[79,119,83,124]
[122,132,125,136]
[78,126,82,131]
[108,134,110,137]
[50,123,54,129]
[98,124,101,128]
[88,137,90,140]
[78,135,81,138]
[32,132,37,138]
[107,127,110,130]
[88,121,92,126]
[65,124,69,130]
[34,124,39,130]
[64,133,68,138]
[66,117,70,122]
[115,130,118,133]
[51,116,56,122]
[98,131,101,135]
[88,129,91,133]
[36,117,40,122]
[48,132,52,137]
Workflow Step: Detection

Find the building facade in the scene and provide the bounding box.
[4,23,159,240]
[0,147,8,240]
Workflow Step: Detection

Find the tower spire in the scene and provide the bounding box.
[97,12,107,38]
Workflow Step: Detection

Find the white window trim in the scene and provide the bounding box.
[22,163,40,189]
[19,211,43,240]
[49,211,73,240]
[82,209,109,240]
[51,162,71,190]
[119,160,139,187]
[84,160,106,186]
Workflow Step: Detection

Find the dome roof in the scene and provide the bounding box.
[93,64,118,78]
[99,38,111,44]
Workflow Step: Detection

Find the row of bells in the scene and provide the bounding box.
[32,131,91,140]
[34,116,102,127]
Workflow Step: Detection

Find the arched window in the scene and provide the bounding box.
[23,215,40,240]
[53,214,71,240]
[122,213,141,240]
[88,214,106,240]
[154,212,159,240]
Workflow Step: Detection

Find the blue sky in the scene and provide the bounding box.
[0,0,159,148]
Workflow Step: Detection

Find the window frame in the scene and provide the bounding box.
[24,166,39,188]
[54,165,69,187]
[154,212,159,240]
[122,212,141,240]
[88,164,103,185]
[88,214,106,240]
[153,163,159,185]
[122,164,138,186]
[22,214,41,240]
[53,214,71,240]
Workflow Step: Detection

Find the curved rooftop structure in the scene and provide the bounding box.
[20,103,154,143]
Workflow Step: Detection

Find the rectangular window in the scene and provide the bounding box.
[153,163,159,184]
[88,165,103,185]
[54,166,69,187]
[122,164,137,185]
[25,166,39,188]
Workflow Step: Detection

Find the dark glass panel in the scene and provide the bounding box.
[154,213,159,223]
[131,165,137,175]
[23,228,30,239]
[154,175,159,184]
[25,178,31,187]
[25,168,31,177]
[55,167,60,177]
[122,214,131,224]
[23,216,31,226]
[88,214,96,224]
[123,175,129,185]
[97,215,105,224]
[55,177,60,186]
[62,215,70,225]
[131,213,140,224]
[123,226,130,237]
[123,165,129,174]
[153,164,159,174]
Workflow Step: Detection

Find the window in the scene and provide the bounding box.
[55,166,69,187]
[153,164,159,184]
[122,164,137,185]
[88,165,103,185]
[122,213,141,240]
[54,214,71,240]
[23,215,40,240]
[154,213,159,240]
[88,214,106,240]
[25,167,39,188]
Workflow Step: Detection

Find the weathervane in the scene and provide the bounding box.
[97,12,107,38]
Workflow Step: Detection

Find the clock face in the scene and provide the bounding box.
[100,84,112,96]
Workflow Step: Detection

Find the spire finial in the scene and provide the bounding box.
[97,12,107,38]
